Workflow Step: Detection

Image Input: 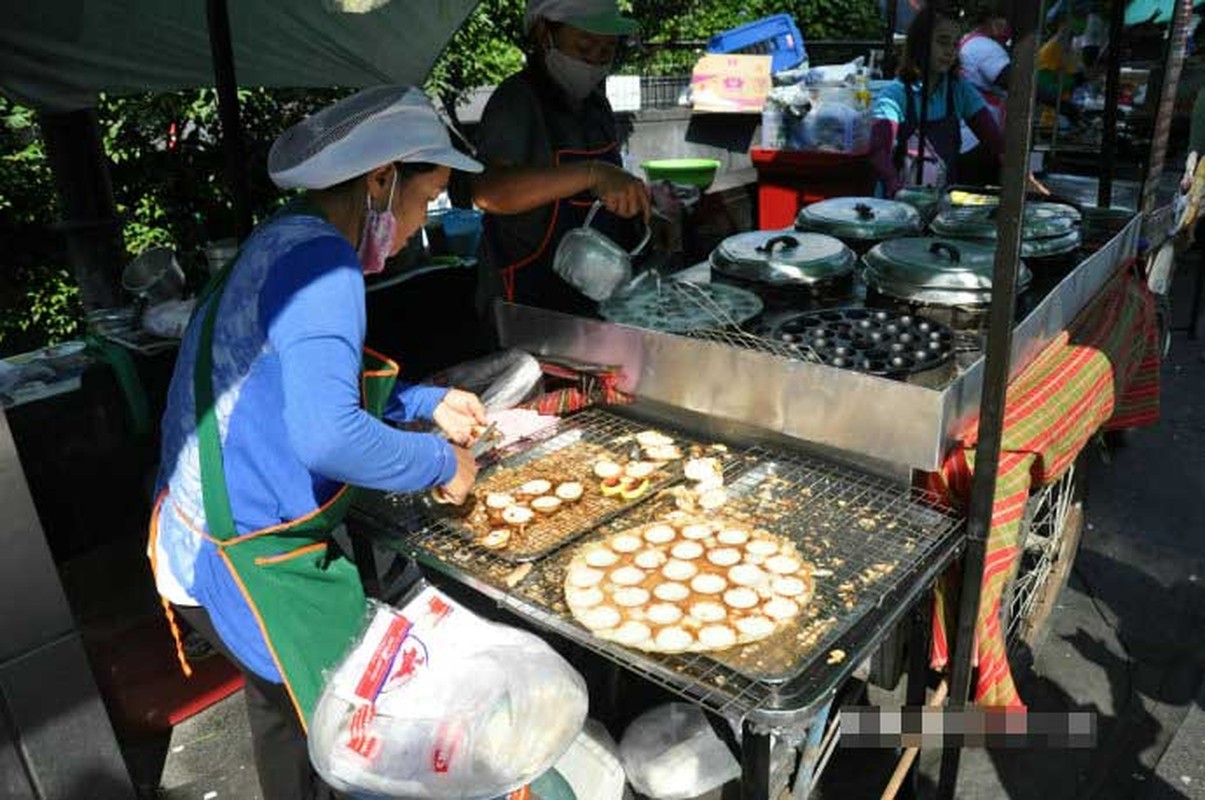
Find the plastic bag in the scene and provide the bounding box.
[435,349,544,411]
[309,583,588,799]
[619,703,740,800]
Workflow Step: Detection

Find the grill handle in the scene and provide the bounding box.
[929,241,961,263]
[755,234,800,254]
[854,202,876,220]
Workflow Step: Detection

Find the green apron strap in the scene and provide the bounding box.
[194,282,239,540]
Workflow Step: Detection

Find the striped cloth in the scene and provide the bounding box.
[519,360,632,415]
[924,263,1161,707]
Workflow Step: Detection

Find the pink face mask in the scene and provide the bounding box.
[358,169,398,276]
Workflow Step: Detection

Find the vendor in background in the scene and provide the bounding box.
[1036,0,1091,129]
[472,0,651,317]
[148,86,487,800]
[957,0,1011,185]
[869,5,1005,196]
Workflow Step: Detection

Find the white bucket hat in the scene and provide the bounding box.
[268,85,482,190]
[524,0,640,36]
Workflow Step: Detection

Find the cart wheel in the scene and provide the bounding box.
[1001,453,1087,665]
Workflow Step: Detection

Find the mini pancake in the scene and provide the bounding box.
[634,549,668,570]
[565,586,604,608]
[482,529,511,550]
[593,460,623,480]
[690,573,727,595]
[517,479,552,497]
[766,554,802,575]
[530,495,563,515]
[635,430,674,448]
[612,621,653,647]
[654,626,694,652]
[745,538,779,557]
[580,605,621,630]
[555,481,584,502]
[624,461,657,480]
[717,528,750,546]
[502,506,534,527]
[689,600,727,623]
[698,624,737,649]
[609,534,643,553]
[662,559,698,582]
[653,582,691,602]
[643,444,683,462]
[722,587,760,610]
[584,547,621,568]
[609,566,647,586]
[684,457,722,484]
[568,565,604,588]
[613,587,651,607]
[681,523,713,541]
[763,597,801,620]
[735,615,776,638]
[484,492,515,511]
[772,576,808,598]
[647,603,684,625]
[643,524,677,545]
[670,541,704,560]
[728,564,766,587]
[707,547,742,567]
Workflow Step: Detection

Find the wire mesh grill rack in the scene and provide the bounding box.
[353,408,964,726]
[358,408,729,563]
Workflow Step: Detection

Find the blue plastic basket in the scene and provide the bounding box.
[706,14,807,73]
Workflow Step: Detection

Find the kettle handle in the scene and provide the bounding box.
[584,200,653,257]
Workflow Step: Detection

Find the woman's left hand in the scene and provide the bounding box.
[433,389,487,446]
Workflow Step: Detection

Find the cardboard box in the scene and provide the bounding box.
[690,54,772,113]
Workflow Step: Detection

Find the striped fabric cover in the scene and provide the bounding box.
[925,264,1160,707]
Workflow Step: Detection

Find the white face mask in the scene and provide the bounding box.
[545,45,610,101]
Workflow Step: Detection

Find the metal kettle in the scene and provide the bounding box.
[552,201,651,302]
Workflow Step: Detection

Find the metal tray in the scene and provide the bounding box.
[350,408,964,725]
[365,409,727,563]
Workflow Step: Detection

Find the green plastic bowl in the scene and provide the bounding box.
[641,158,722,188]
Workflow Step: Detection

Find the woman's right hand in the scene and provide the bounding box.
[438,445,478,505]
[588,161,651,222]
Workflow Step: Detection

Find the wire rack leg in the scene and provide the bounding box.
[792,700,833,800]
[741,720,773,800]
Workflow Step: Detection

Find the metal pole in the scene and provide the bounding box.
[206,0,253,240]
[935,0,1043,795]
[884,0,899,76]
[1097,0,1127,208]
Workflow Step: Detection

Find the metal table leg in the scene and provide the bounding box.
[792,701,834,800]
[742,720,773,800]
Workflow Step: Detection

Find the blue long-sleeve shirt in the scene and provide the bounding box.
[152,211,452,681]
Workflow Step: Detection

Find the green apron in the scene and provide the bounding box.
[194,248,399,731]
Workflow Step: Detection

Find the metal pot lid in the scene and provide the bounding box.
[711,230,856,285]
[1019,229,1081,258]
[599,281,764,333]
[863,237,1032,296]
[795,197,923,241]
[930,202,1081,241]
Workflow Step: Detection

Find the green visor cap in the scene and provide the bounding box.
[564,12,640,35]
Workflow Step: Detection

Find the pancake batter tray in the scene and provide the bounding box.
[364,408,729,563]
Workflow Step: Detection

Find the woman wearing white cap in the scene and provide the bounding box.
[147,86,486,799]
[472,0,651,316]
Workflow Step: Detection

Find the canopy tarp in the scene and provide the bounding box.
[0,0,480,111]
[1126,0,1204,25]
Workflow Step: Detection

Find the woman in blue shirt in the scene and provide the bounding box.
[149,86,487,799]
[869,5,1006,195]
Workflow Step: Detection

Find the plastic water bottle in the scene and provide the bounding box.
[761,102,787,149]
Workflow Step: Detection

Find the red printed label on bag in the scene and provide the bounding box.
[431,722,464,774]
[346,703,380,760]
[353,615,412,702]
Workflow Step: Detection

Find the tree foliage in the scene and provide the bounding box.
[1,0,883,354]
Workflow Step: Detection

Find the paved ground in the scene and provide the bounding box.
[87,241,1205,800]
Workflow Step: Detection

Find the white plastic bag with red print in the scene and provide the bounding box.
[308,583,588,799]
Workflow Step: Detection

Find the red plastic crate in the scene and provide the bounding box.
[750,147,876,229]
